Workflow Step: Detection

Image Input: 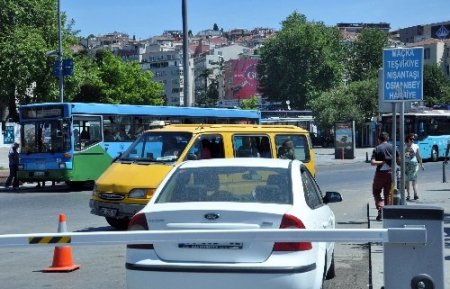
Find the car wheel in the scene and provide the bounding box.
[325,253,335,280]
[431,147,439,162]
[105,217,130,230]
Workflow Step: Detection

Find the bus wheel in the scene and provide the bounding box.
[431,147,439,162]
[106,217,130,230]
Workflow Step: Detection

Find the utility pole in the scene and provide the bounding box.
[182,0,189,106]
[57,0,64,103]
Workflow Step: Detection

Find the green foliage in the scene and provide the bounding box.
[69,50,164,105]
[309,78,378,129]
[423,64,450,106]
[257,12,345,110]
[0,0,60,120]
[240,96,259,110]
[347,28,389,82]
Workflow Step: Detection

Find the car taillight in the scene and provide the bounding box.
[127,213,153,249]
[273,214,312,251]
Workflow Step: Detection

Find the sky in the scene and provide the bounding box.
[62,0,449,40]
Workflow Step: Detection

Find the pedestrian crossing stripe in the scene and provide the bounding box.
[28,236,71,244]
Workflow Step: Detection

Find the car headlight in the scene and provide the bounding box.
[128,188,152,199]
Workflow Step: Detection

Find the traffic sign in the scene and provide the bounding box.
[52,59,74,77]
[63,59,74,76]
[383,47,423,102]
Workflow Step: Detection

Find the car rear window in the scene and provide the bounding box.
[155,166,292,204]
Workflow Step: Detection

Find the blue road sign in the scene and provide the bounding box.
[63,59,74,76]
[52,61,62,77]
[52,59,74,77]
[383,47,423,102]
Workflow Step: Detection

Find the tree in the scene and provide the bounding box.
[213,23,219,31]
[347,28,389,82]
[240,96,259,110]
[257,12,345,110]
[0,0,60,121]
[423,64,450,106]
[309,78,378,130]
[68,50,164,105]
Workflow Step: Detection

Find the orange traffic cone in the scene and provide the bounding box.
[43,213,80,272]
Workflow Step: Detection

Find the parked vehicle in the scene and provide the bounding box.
[126,158,342,289]
[90,124,316,229]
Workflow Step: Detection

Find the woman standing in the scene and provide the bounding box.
[404,134,424,200]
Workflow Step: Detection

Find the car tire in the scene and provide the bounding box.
[431,146,439,162]
[105,217,130,230]
[325,253,336,280]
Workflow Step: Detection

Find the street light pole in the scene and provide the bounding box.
[182,0,189,106]
[57,0,64,103]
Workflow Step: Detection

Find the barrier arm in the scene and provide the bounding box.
[0,227,426,248]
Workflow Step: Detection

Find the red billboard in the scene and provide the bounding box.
[225,59,259,100]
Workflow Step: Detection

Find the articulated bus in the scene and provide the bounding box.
[380,108,450,162]
[18,102,260,188]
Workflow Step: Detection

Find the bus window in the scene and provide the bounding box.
[73,116,101,151]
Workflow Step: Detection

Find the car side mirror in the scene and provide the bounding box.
[323,191,343,204]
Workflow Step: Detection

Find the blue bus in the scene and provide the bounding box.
[381,108,450,162]
[18,102,260,188]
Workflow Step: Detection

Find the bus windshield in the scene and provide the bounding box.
[119,132,192,163]
[22,120,71,153]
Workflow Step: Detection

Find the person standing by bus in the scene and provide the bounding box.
[371,132,400,221]
[5,142,20,190]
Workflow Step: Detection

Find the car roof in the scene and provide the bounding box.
[178,158,301,169]
[145,124,309,134]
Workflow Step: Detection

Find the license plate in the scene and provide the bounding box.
[99,207,118,217]
[178,242,243,249]
[34,171,45,176]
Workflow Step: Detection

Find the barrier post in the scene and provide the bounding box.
[443,162,447,183]
[383,205,444,289]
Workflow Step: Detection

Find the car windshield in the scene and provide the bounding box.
[155,166,292,204]
[118,131,192,163]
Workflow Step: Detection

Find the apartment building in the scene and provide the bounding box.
[140,43,193,106]
[394,21,450,44]
[406,38,450,79]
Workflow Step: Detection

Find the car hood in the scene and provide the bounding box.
[96,163,174,190]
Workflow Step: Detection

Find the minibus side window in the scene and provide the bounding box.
[185,134,224,160]
[275,134,310,162]
[232,135,271,158]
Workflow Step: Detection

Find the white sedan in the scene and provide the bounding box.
[126,158,342,289]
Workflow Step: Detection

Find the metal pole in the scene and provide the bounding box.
[391,103,397,189]
[182,0,189,107]
[443,162,447,183]
[57,0,64,103]
[399,102,405,204]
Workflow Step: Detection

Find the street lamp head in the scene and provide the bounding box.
[46,50,59,57]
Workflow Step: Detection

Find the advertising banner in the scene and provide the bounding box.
[334,121,355,159]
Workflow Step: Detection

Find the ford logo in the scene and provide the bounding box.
[204,213,220,220]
